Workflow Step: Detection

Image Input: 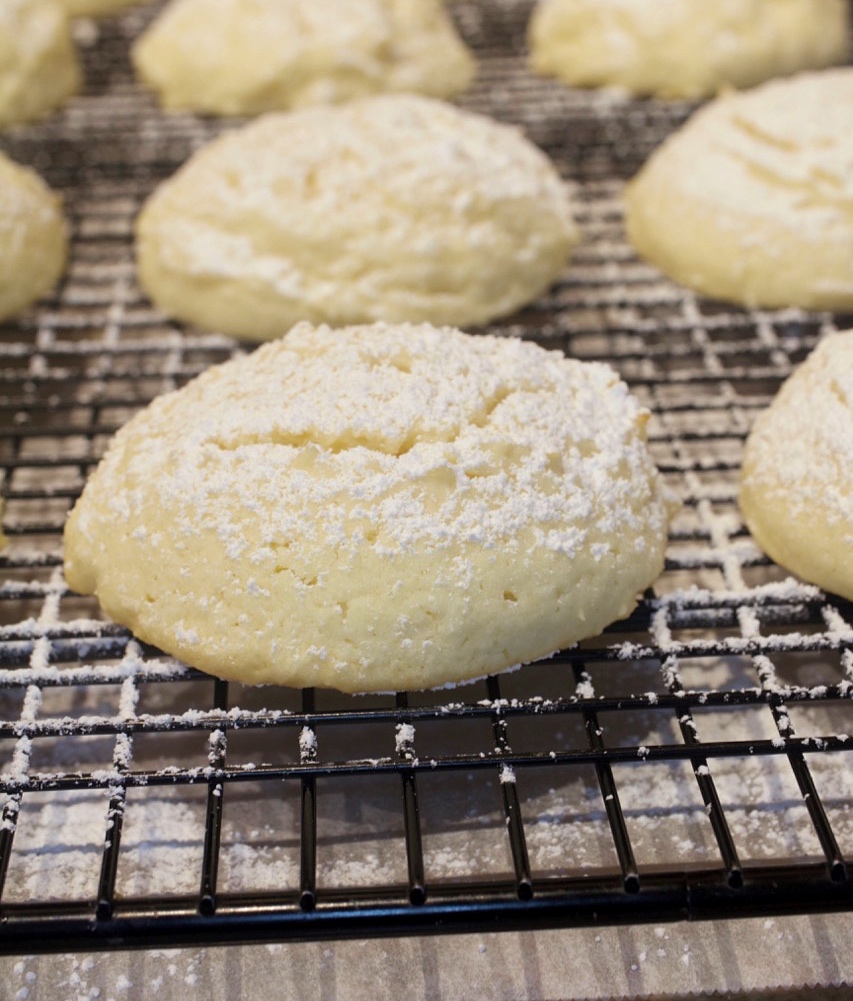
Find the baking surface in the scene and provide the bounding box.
[2,917,853,1000]
[1,0,852,994]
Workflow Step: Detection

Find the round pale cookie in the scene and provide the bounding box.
[0,0,81,129]
[528,0,850,99]
[64,322,675,693]
[132,0,475,116]
[624,69,853,311]
[740,333,853,601]
[135,95,578,340]
[61,0,139,16]
[0,153,68,321]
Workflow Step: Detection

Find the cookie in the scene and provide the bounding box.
[64,322,676,693]
[624,69,853,311]
[528,0,850,99]
[135,95,578,340]
[132,0,475,116]
[740,332,853,601]
[0,152,68,321]
[0,0,81,128]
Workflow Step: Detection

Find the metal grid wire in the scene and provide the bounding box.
[0,1,852,953]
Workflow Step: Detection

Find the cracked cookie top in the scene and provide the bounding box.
[134,94,577,339]
[624,68,853,310]
[63,322,675,692]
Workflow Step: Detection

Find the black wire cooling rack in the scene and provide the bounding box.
[0,1,852,955]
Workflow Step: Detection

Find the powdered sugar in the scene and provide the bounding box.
[76,324,653,558]
[677,75,853,234]
[135,93,577,336]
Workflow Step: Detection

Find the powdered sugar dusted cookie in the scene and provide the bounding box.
[64,322,675,693]
[135,95,578,339]
[132,0,475,116]
[529,0,850,99]
[740,332,853,601]
[624,69,853,311]
[0,152,68,321]
[0,0,81,128]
